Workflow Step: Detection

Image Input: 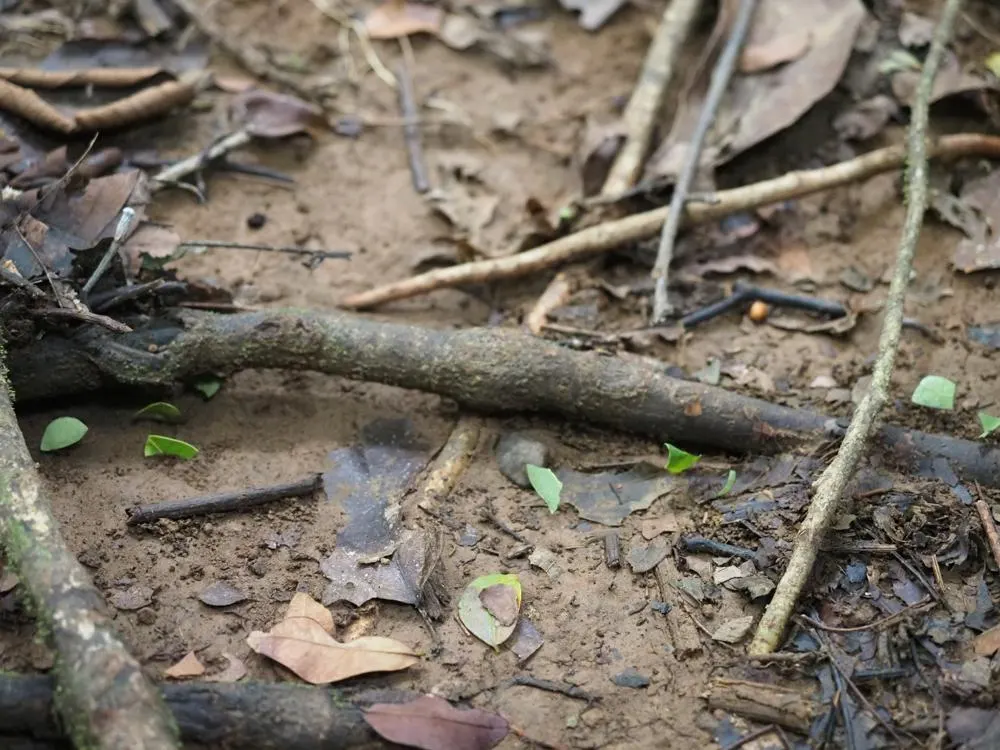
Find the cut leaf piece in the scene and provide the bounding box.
[979,412,1000,439]
[364,694,509,750]
[144,435,199,459]
[164,651,205,679]
[193,378,221,399]
[911,375,956,410]
[715,469,737,498]
[458,573,521,649]
[40,417,88,452]
[246,616,417,684]
[133,401,182,422]
[526,464,561,513]
[664,443,700,474]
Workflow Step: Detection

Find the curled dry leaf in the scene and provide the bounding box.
[364,1,444,39]
[364,694,509,750]
[230,89,327,139]
[164,651,206,679]
[0,66,165,88]
[284,591,335,634]
[739,29,811,73]
[246,616,418,684]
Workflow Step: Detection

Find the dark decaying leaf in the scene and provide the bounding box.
[230,89,327,139]
[364,694,509,750]
[320,419,441,607]
[951,170,1000,273]
[626,538,670,573]
[508,616,544,662]
[558,460,678,526]
[947,707,1000,749]
[198,581,248,607]
[41,39,209,76]
[648,0,865,182]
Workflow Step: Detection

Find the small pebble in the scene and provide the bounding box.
[612,668,650,689]
[246,212,267,230]
[496,432,549,488]
[748,300,769,323]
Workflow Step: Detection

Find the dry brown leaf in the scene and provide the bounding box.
[364,694,509,750]
[121,223,180,273]
[230,89,327,139]
[365,1,444,39]
[740,29,811,73]
[951,170,1000,273]
[74,78,196,132]
[284,591,335,634]
[975,625,1000,656]
[246,616,418,684]
[0,67,165,88]
[0,568,18,593]
[164,651,205,679]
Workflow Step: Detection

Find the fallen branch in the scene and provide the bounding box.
[341,133,1000,310]
[651,0,757,323]
[601,0,701,195]
[0,674,418,749]
[127,474,323,526]
[9,310,1000,489]
[0,385,178,747]
[748,0,963,656]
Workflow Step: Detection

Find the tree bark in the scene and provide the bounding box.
[10,309,1000,486]
[0,382,179,748]
[0,674,413,749]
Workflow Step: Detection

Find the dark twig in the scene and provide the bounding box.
[481,505,531,545]
[0,266,44,298]
[177,240,352,263]
[603,532,621,568]
[651,0,758,323]
[797,600,934,634]
[750,0,963,656]
[90,280,188,312]
[678,283,847,329]
[891,550,941,602]
[681,534,756,560]
[396,63,429,194]
[504,675,598,703]
[127,474,323,525]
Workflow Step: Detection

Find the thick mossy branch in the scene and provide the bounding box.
[0,384,179,749]
[9,309,1000,486]
[1,674,417,748]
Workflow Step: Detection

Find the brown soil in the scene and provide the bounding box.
[3,0,1000,748]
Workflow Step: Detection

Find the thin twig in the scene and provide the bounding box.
[0,266,44,297]
[127,474,323,525]
[723,725,780,750]
[35,307,132,333]
[341,133,1000,310]
[504,675,598,702]
[975,498,1000,570]
[748,0,963,656]
[651,0,757,324]
[82,207,136,295]
[601,0,701,196]
[525,271,574,335]
[396,61,429,194]
[152,130,253,191]
[177,240,352,262]
[797,600,935,634]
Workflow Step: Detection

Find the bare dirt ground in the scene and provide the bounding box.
[4,0,1000,748]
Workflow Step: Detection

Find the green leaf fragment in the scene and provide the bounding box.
[526,464,561,513]
[911,375,955,410]
[979,412,1000,439]
[40,417,88,452]
[715,469,737,498]
[457,573,522,649]
[133,402,182,422]
[193,378,222,399]
[986,52,1000,79]
[144,435,199,460]
[664,443,700,474]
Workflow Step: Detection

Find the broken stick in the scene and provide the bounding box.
[748,0,964,656]
[126,474,323,525]
[341,133,1000,310]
